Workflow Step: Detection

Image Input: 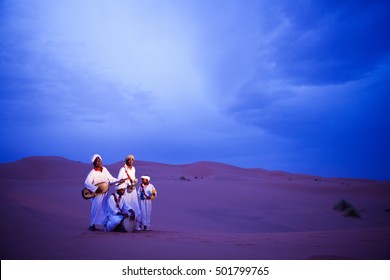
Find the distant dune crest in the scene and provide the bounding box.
[0,156,389,260]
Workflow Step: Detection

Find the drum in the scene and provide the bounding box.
[127,178,138,193]
[123,217,136,232]
[95,182,109,193]
[126,182,137,193]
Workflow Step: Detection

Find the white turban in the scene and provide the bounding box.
[125,154,135,161]
[115,184,126,190]
[91,154,102,163]
[141,175,150,181]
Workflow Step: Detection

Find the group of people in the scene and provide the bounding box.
[84,154,157,232]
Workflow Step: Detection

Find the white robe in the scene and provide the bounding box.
[84,167,118,226]
[138,183,157,228]
[104,193,130,232]
[117,165,141,222]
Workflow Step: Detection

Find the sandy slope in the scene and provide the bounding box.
[0,156,389,260]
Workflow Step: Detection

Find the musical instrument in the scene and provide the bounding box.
[140,187,156,200]
[81,179,128,200]
[150,189,156,200]
[126,178,138,193]
[123,217,136,232]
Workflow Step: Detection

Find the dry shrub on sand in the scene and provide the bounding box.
[333,199,361,218]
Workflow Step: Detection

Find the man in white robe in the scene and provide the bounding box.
[138,176,157,231]
[84,154,124,231]
[117,154,142,230]
[104,184,135,232]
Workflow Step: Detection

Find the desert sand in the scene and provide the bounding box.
[0,156,389,260]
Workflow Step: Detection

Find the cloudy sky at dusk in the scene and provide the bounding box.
[1,0,389,180]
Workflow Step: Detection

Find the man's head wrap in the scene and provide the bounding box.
[125,154,135,161]
[91,154,102,163]
[141,175,150,181]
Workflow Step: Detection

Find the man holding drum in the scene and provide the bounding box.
[104,184,136,232]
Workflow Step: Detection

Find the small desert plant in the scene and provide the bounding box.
[333,199,361,218]
[179,176,190,181]
[333,199,352,211]
[344,207,361,218]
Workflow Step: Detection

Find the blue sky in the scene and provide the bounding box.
[1,0,389,180]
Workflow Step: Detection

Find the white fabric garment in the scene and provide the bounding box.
[84,167,118,226]
[104,193,128,232]
[117,165,141,222]
[138,183,157,228]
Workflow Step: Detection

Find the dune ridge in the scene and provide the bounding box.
[0,156,389,260]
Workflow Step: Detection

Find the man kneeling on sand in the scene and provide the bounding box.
[104,184,136,232]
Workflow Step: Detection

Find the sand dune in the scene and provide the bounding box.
[0,156,389,260]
